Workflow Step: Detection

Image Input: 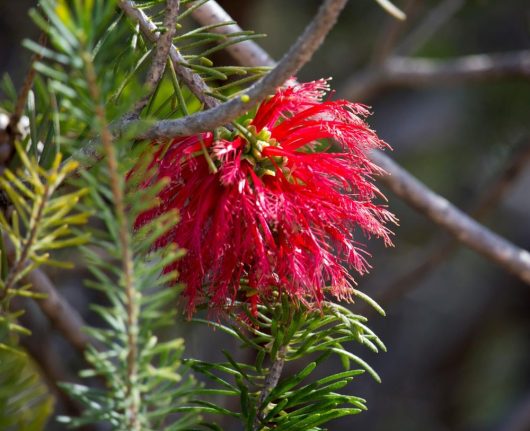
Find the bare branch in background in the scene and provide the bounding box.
[25,268,90,353]
[370,0,417,65]
[135,0,349,139]
[118,0,219,109]
[188,0,275,67]
[473,141,530,219]
[371,150,530,285]
[130,0,181,118]
[371,0,464,65]
[374,140,530,306]
[341,50,530,100]
[388,50,530,83]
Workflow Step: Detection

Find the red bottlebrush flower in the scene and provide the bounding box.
[135,79,396,315]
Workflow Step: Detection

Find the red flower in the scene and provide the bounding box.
[135,79,395,314]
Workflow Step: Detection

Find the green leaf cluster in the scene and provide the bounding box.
[188,298,385,430]
[26,3,206,429]
[0,346,54,431]
[124,0,270,108]
[0,142,89,341]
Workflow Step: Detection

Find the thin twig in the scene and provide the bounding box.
[118,0,219,109]
[370,0,417,65]
[395,0,466,55]
[188,0,275,67]
[135,0,349,139]
[83,53,140,430]
[130,0,181,117]
[26,268,90,352]
[254,345,287,430]
[341,50,530,100]
[473,142,530,219]
[370,150,530,285]
[14,297,85,417]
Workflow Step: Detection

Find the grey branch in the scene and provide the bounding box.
[14,298,88,419]
[135,0,349,139]
[25,268,90,352]
[255,345,287,430]
[118,0,219,109]
[130,0,180,117]
[371,150,530,285]
[341,50,530,100]
[373,140,530,306]
[388,50,530,83]
[188,0,275,67]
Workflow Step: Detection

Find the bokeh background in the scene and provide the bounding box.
[1,1,530,430]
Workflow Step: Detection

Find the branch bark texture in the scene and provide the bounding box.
[118,0,219,109]
[188,0,275,67]
[130,0,181,117]
[136,0,349,139]
[371,150,530,285]
[341,50,530,100]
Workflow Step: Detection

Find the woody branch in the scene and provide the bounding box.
[341,50,530,100]
[133,0,349,139]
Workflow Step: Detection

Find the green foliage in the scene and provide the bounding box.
[59,154,202,430]
[0,139,85,428]
[25,0,132,149]
[0,142,89,341]
[189,299,385,430]
[26,0,269,142]
[124,0,269,107]
[27,2,206,428]
[0,345,54,431]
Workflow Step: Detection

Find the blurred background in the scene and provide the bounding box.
[1,0,529,430]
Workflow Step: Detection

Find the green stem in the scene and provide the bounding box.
[83,52,140,431]
[199,136,218,174]
[0,182,51,309]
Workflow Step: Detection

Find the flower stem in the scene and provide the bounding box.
[254,345,287,431]
[199,136,218,174]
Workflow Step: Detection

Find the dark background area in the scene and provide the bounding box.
[1,1,529,430]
